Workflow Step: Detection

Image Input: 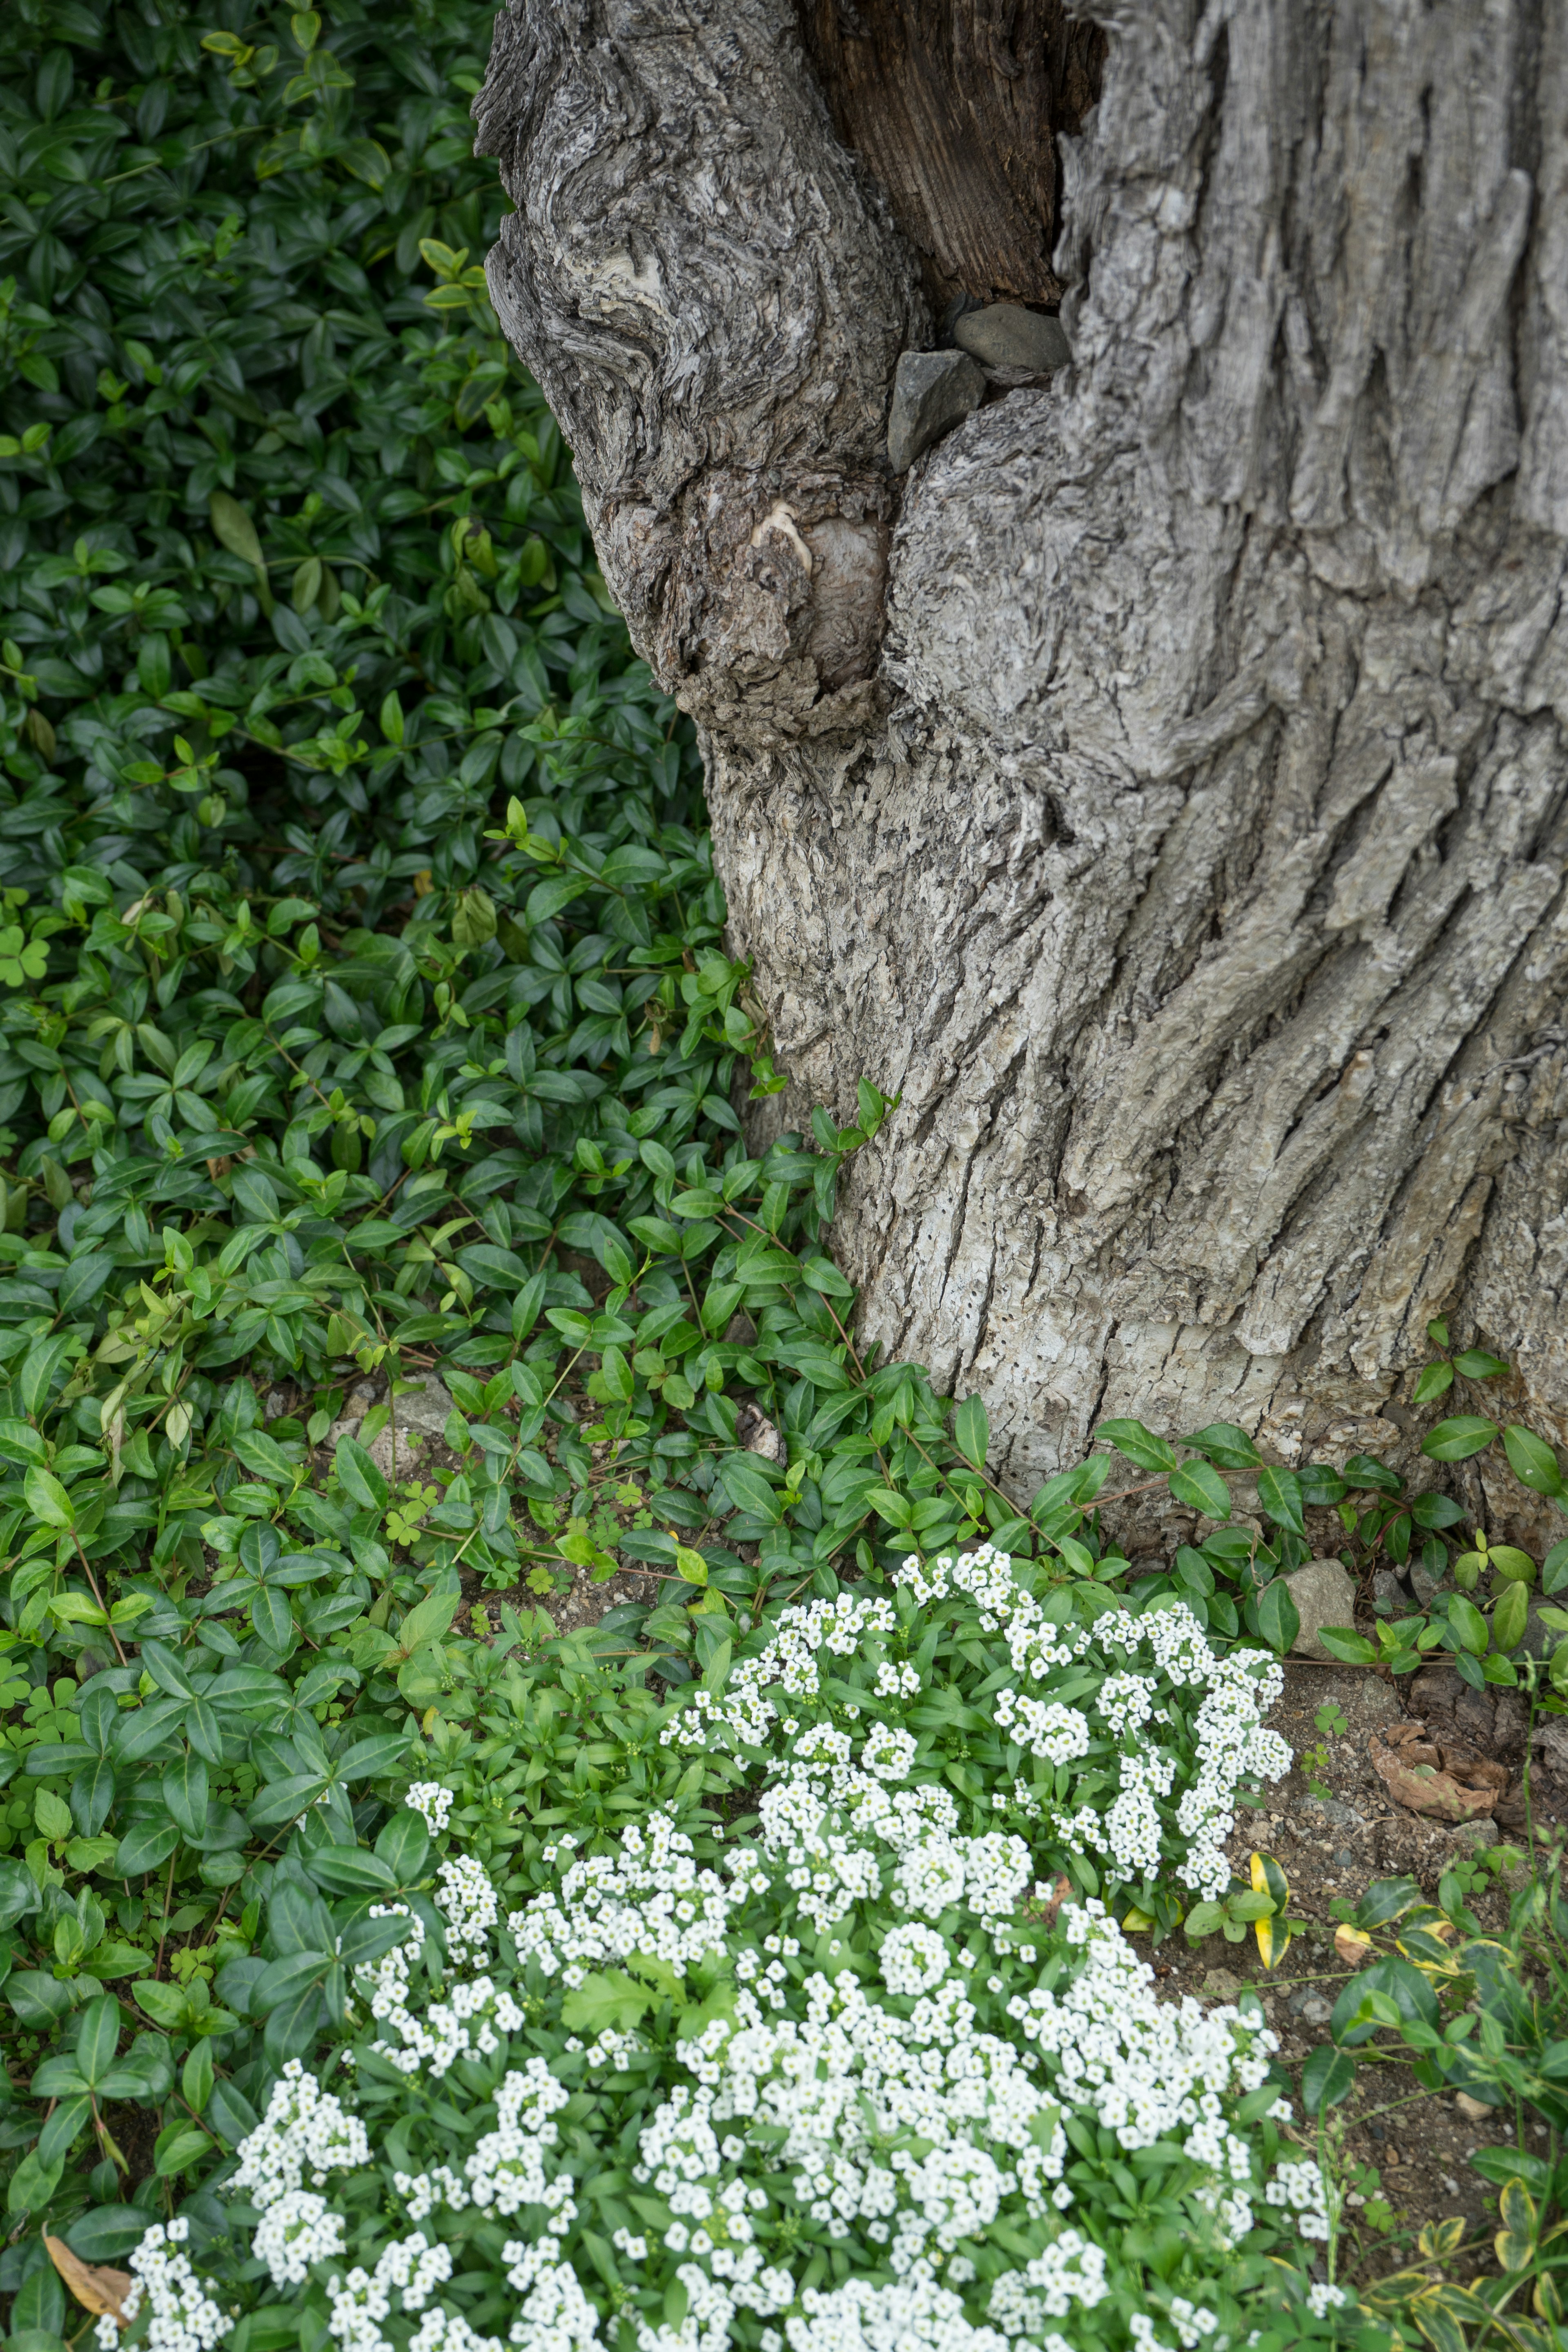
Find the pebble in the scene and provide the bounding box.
[953,302,1071,374]
[1277,1555,1357,1658]
[1296,1795,1367,1831]
[886,350,985,473]
[390,1373,456,1439]
[1372,1567,1410,1615]
[1410,1559,1448,1608]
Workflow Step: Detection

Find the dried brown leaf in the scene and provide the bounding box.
[45,2236,132,2322]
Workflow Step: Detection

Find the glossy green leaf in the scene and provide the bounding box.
[952,1396,989,1471]
[1168,1459,1232,1519]
[1254,1579,1300,1657]
[1096,1419,1179,1474]
[1422,1415,1499,1461]
[1503,1423,1564,1497]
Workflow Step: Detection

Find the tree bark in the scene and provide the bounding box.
[476,0,1568,1506]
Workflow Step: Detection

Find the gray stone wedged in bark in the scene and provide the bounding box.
[953,303,1071,374]
[479,0,1568,1492]
[886,350,985,472]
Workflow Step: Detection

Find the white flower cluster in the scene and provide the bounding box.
[254,2190,347,2287]
[508,1811,736,1982]
[993,1689,1091,1764]
[352,1902,425,2036]
[503,2235,606,2352]
[231,2060,370,2207]
[326,2230,488,2352]
[1265,2157,1332,2240]
[92,2218,227,2352]
[370,1972,527,2079]
[437,1853,499,1956]
[111,1536,1320,2352]
[783,2273,1010,2352]
[405,1782,453,1832]
[877,1922,950,1996]
[1097,1673,1157,1737]
[860,1722,917,1782]
[662,1546,1286,1914]
[987,2231,1110,2330]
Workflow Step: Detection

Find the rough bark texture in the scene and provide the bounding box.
[477,0,1568,1505]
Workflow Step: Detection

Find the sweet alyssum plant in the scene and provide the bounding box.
[69,1548,1358,2352]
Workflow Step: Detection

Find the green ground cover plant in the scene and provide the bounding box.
[2,1,1568,2348]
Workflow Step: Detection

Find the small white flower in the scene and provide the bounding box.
[405,1782,453,1833]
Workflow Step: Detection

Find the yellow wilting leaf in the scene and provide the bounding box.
[1334,1923,1372,1966]
[1250,1850,1290,1906]
[1254,1911,1291,1968]
[1496,2178,1538,2274]
[1251,1852,1291,1969]
[44,2236,131,2322]
[1120,1907,1156,1934]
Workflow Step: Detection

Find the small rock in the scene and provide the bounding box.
[887,350,985,473]
[1535,1716,1568,1774]
[1300,1994,1333,2027]
[1279,1556,1358,1659]
[1455,2091,1495,2122]
[1297,1795,1367,1831]
[953,302,1071,375]
[1334,1846,1358,1866]
[1201,1967,1245,2000]
[1372,1567,1410,1616]
[390,1374,455,1439]
[735,1401,786,1464]
[367,1423,424,1481]
[264,1387,291,1421]
[1446,1815,1499,1854]
[327,1381,384,1451]
[1410,1558,1448,1609]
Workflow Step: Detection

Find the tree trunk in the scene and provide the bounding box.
[475,0,1568,1501]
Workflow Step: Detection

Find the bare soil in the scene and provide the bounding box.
[1153,1662,1564,2284]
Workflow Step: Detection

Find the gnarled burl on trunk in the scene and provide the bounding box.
[475,0,1568,1501]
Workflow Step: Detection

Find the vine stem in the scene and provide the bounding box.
[70,1536,128,1665]
[152,1852,178,1979]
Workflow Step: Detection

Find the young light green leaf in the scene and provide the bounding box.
[24,1465,75,1528]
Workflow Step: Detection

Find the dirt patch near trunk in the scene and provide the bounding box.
[1153,1663,1561,2285]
